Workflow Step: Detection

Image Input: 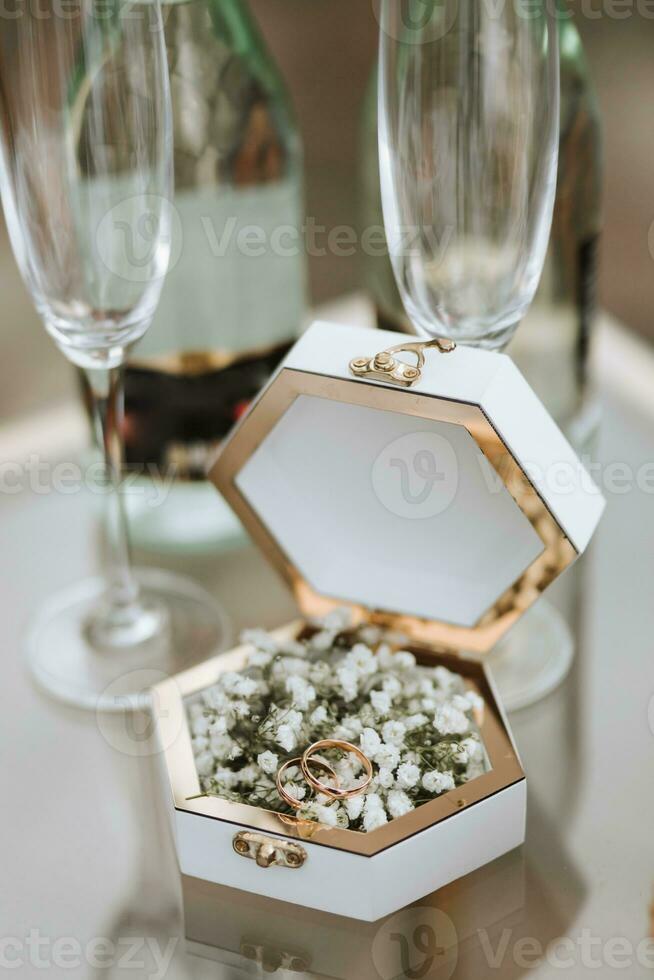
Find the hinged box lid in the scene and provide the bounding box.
[209,321,604,655]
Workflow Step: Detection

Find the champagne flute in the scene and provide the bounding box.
[0,1,227,710]
[379,0,560,350]
[379,0,568,708]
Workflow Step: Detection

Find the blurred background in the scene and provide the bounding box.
[0,1,652,422]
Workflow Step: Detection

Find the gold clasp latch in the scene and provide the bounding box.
[349,337,456,388]
[241,940,310,974]
[233,831,307,870]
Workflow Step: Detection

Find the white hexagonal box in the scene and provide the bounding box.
[152,321,604,922]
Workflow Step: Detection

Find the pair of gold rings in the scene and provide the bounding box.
[276,739,373,811]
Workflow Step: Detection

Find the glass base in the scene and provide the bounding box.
[124,479,248,556]
[486,599,574,712]
[27,567,230,712]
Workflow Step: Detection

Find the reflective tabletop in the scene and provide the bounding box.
[3,312,654,980]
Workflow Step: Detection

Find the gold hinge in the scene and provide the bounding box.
[233,831,307,869]
[349,337,456,388]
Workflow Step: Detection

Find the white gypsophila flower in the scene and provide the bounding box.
[310,630,336,653]
[231,700,251,720]
[382,674,402,700]
[195,751,214,777]
[247,648,273,669]
[405,713,429,732]
[419,677,436,697]
[282,640,307,660]
[363,795,388,832]
[358,703,377,728]
[433,666,457,691]
[257,751,279,775]
[465,690,485,715]
[387,790,415,819]
[332,804,351,829]
[374,742,401,770]
[331,718,362,742]
[284,640,308,658]
[422,770,455,794]
[191,714,210,738]
[285,709,304,732]
[309,661,332,686]
[214,767,239,788]
[344,795,366,821]
[321,607,352,631]
[365,792,385,811]
[210,732,236,760]
[396,762,421,790]
[316,804,339,828]
[376,767,395,789]
[337,665,359,703]
[334,758,357,788]
[236,764,259,786]
[402,750,420,765]
[360,727,382,757]
[451,744,469,765]
[344,643,377,677]
[241,628,279,655]
[402,684,422,704]
[393,650,417,670]
[202,687,230,712]
[300,802,338,828]
[284,782,307,802]
[342,715,364,737]
[433,704,470,735]
[192,735,209,753]
[273,656,310,680]
[275,724,298,753]
[219,672,243,695]
[359,624,382,646]
[382,720,407,747]
[309,704,328,726]
[370,690,392,716]
[286,675,316,711]
[208,715,228,736]
[460,736,482,761]
[189,702,204,720]
[466,759,487,780]
[376,644,395,670]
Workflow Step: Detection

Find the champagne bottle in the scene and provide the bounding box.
[123,0,306,550]
[360,13,602,442]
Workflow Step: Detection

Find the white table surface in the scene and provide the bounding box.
[2,296,654,979]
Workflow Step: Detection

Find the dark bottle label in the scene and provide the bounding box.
[120,340,294,480]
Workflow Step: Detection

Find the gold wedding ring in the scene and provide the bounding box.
[276,756,340,811]
[301,740,373,801]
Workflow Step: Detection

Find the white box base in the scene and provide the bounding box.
[172,779,526,922]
